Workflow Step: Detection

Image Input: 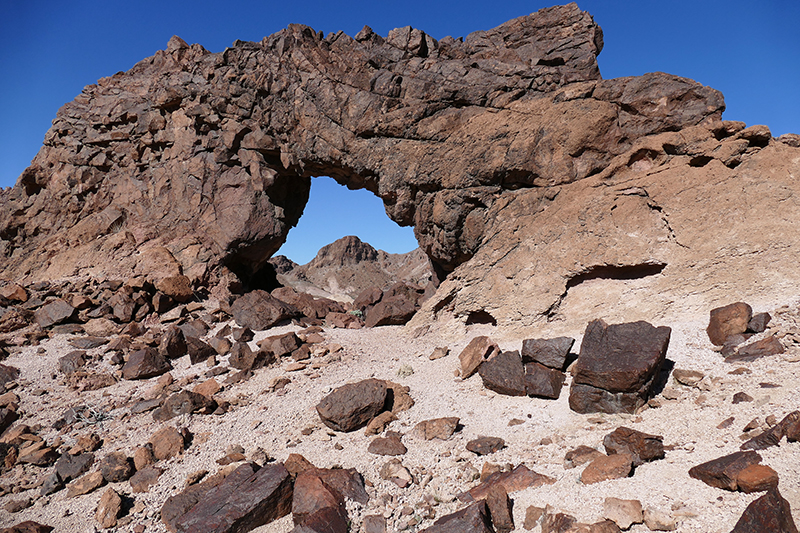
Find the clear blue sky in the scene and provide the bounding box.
[1,1,797,264]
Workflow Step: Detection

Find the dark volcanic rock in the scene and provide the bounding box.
[185,336,216,365]
[524,362,566,399]
[231,291,300,331]
[466,436,505,456]
[153,390,215,421]
[478,350,526,396]
[727,336,784,362]
[688,450,762,491]
[291,469,346,526]
[159,326,188,359]
[316,378,388,432]
[0,364,20,387]
[419,501,494,533]
[569,319,671,414]
[521,337,575,370]
[34,299,75,328]
[0,522,54,533]
[730,490,798,533]
[99,452,135,482]
[603,426,665,466]
[174,462,293,533]
[122,348,171,380]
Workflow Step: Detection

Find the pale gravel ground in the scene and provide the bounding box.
[1,300,800,532]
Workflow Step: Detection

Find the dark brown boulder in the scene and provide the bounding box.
[727,336,784,362]
[290,506,348,533]
[0,363,20,387]
[486,484,514,533]
[0,408,19,436]
[478,350,526,396]
[316,378,388,432]
[603,426,665,466]
[707,302,753,346]
[569,319,671,414]
[521,337,575,370]
[524,362,566,399]
[741,411,800,451]
[130,466,164,493]
[0,522,54,533]
[419,501,494,533]
[466,436,505,456]
[58,351,86,375]
[185,336,216,365]
[174,462,293,533]
[688,450,762,491]
[231,290,300,331]
[364,296,417,328]
[367,433,407,456]
[258,332,302,358]
[34,299,75,328]
[156,276,194,303]
[159,326,188,359]
[291,469,346,526]
[748,312,771,333]
[53,452,95,484]
[730,489,798,533]
[99,452,135,482]
[153,390,215,422]
[122,348,171,380]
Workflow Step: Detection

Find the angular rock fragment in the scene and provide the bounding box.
[688,450,762,491]
[741,411,800,450]
[66,471,104,498]
[459,336,499,379]
[581,453,634,484]
[130,466,164,493]
[521,337,574,370]
[291,469,346,526]
[290,506,348,533]
[231,290,300,331]
[58,351,86,375]
[159,326,188,359]
[185,336,216,365]
[603,426,664,466]
[603,497,643,530]
[153,390,215,421]
[157,276,194,303]
[736,464,779,493]
[99,451,135,482]
[316,378,388,432]
[367,433,407,456]
[122,348,171,380]
[479,350,526,396]
[707,302,752,345]
[412,417,460,441]
[486,484,514,533]
[467,436,505,455]
[150,427,187,461]
[564,446,605,469]
[748,312,771,333]
[730,489,798,533]
[524,362,566,399]
[569,319,670,414]
[96,488,122,529]
[419,501,494,533]
[34,299,75,328]
[0,523,54,533]
[727,336,784,362]
[459,464,555,502]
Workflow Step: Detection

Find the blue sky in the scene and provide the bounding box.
[1,1,797,264]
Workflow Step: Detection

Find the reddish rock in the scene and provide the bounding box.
[459,465,555,502]
[707,302,753,345]
[99,451,135,482]
[291,469,346,525]
[150,427,186,461]
[0,284,28,303]
[459,336,500,379]
[122,348,171,380]
[478,350,526,396]
[316,378,388,432]
[185,336,216,365]
[581,453,634,484]
[727,336,784,362]
[130,466,164,493]
[730,489,798,533]
[364,295,418,327]
[524,362,566,399]
[159,326,188,359]
[290,506,348,533]
[109,292,136,323]
[66,471,105,498]
[363,515,387,533]
[748,312,771,333]
[174,462,293,533]
[0,364,20,387]
[412,417,460,440]
[157,276,194,303]
[688,450,762,491]
[0,523,53,533]
[603,426,664,466]
[259,332,302,358]
[309,467,369,505]
[0,408,19,435]
[486,484,514,533]
[54,452,95,484]
[96,488,123,529]
[34,299,75,328]
[231,290,300,331]
[420,501,494,533]
[467,436,505,456]
[569,319,670,414]
[741,411,800,450]
[58,351,86,375]
[521,336,575,370]
[564,446,605,469]
[161,471,230,532]
[736,464,779,493]
[367,433,407,456]
[271,287,345,319]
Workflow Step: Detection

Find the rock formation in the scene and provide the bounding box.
[0,3,799,334]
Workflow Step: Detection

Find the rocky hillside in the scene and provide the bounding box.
[270,236,432,301]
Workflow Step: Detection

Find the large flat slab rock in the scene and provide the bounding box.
[521,337,575,370]
[175,462,293,533]
[688,450,762,491]
[230,290,300,331]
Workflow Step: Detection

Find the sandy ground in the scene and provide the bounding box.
[1,298,800,532]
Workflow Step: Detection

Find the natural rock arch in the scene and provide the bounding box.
[2,3,799,333]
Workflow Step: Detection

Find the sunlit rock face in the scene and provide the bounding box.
[3,4,799,334]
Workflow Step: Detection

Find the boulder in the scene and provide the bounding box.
[367,433,407,456]
[524,362,566,399]
[0,523,53,533]
[95,488,122,529]
[486,484,514,533]
[569,319,671,414]
[727,336,784,362]
[156,276,194,303]
[33,299,75,328]
[736,464,779,493]
[688,450,762,491]
[122,348,171,380]
[0,364,20,387]
[258,332,302,358]
[741,411,800,450]
[99,452,134,482]
[707,302,752,345]
[459,464,555,502]
[521,337,575,370]
[478,350,526,396]
[150,426,187,462]
[174,462,293,533]
[58,351,86,375]
[230,291,300,331]
[419,501,494,533]
[412,417,460,441]
[185,336,216,365]
[159,326,187,359]
[153,390,215,422]
[730,489,798,533]
[603,427,664,466]
[458,336,500,379]
[316,378,388,432]
[291,469,346,526]
[603,498,643,530]
[581,453,634,484]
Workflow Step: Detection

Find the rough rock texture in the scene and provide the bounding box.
[315,378,388,432]
[730,490,799,533]
[5,2,791,339]
[688,450,763,491]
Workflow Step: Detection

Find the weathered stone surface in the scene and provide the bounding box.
[581,453,634,484]
[34,299,75,328]
[66,471,104,498]
[643,508,676,531]
[150,426,186,461]
[479,350,526,396]
[486,484,514,533]
[564,446,605,469]
[258,332,301,358]
[569,319,670,414]
[291,469,346,526]
[174,462,293,533]
[603,426,664,466]
[185,336,216,365]
[157,276,194,303]
[748,312,771,333]
[525,362,566,399]
[412,417,460,441]
[603,497,643,530]
[99,451,135,482]
[54,452,94,484]
[688,450,762,491]
[159,325,188,359]
[459,336,499,379]
[122,348,171,380]
[316,378,387,432]
[741,411,800,450]
[420,501,494,533]
[730,489,798,533]
[0,408,19,435]
[521,337,575,370]
[96,488,122,529]
[727,336,784,362]
[290,506,348,533]
[153,390,215,421]
[707,302,753,345]
[231,291,300,331]
[459,465,555,502]
[736,464,779,493]
[0,364,20,387]
[466,436,505,456]
[130,466,164,493]
[367,433,407,456]
[58,350,86,375]
[0,523,53,533]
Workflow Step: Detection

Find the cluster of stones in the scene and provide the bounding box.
[706,301,783,361]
